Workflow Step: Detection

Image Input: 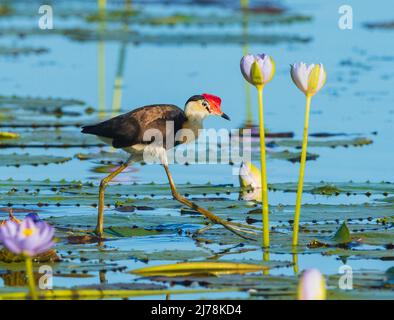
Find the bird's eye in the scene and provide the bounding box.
[202,101,210,112]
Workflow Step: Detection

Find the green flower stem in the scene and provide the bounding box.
[25,257,38,300]
[257,85,270,248]
[292,94,312,246]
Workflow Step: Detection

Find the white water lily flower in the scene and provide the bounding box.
[290,63,326,96]
[297,268,327,300]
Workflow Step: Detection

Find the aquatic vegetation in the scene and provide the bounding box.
[0,46,48,57]
[240,53,276,248]
[290,63,327,246]
[0,95,85,112]
[0,218,54,257]
[84,11,312,26]
[364,21,394,30]
[0,27,312,45]
[271,137,373,148]
[0,218,55,299]
[0,180,392,299]
[0,154,72,167]
[0,0,391,301]
[86,8,139,23]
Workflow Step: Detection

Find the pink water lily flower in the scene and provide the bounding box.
[0,218,55,256]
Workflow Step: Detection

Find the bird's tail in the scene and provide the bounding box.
[81,125,96,135]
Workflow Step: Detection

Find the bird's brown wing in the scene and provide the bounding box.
[81,104,187,149]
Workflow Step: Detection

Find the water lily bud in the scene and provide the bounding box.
[239,161,261,189]
[297,268,327,300]
[241,54,276,88]
[290,63,326,96]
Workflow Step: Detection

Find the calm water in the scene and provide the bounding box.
[0,0,393,298]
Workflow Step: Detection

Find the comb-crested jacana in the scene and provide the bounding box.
[82,94,257,240]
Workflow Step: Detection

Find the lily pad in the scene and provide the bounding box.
[323,248,394,260]
[0,46,48,56]
[0,154,72,167]
[0,95,84,112]
[269,181,394,196]
[63,249,211,263]
[270,137,373,149]
[0,27,312,45]
[267,150,319,162]
[0,130,104,148]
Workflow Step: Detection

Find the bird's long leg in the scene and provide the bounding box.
[95,158,132,237]
[162,163,257,241]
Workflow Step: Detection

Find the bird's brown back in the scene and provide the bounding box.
[82,104,187,149]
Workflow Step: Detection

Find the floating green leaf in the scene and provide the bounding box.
[0,154,72,167]
[271,137,373,149]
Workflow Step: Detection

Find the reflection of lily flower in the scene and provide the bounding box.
[297,269,327,300]
[239,161,262,202]
[239,161,261,189]
[290,63,326,96]
[0,218,55,257]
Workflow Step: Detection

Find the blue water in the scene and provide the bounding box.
[0,0,393,298]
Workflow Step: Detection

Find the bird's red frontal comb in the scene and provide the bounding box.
[202,93,222,114]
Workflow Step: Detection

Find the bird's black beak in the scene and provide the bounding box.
[221,113,230,121]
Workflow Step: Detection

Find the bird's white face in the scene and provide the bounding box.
[184,99,213,121]
[184,95,230,122]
